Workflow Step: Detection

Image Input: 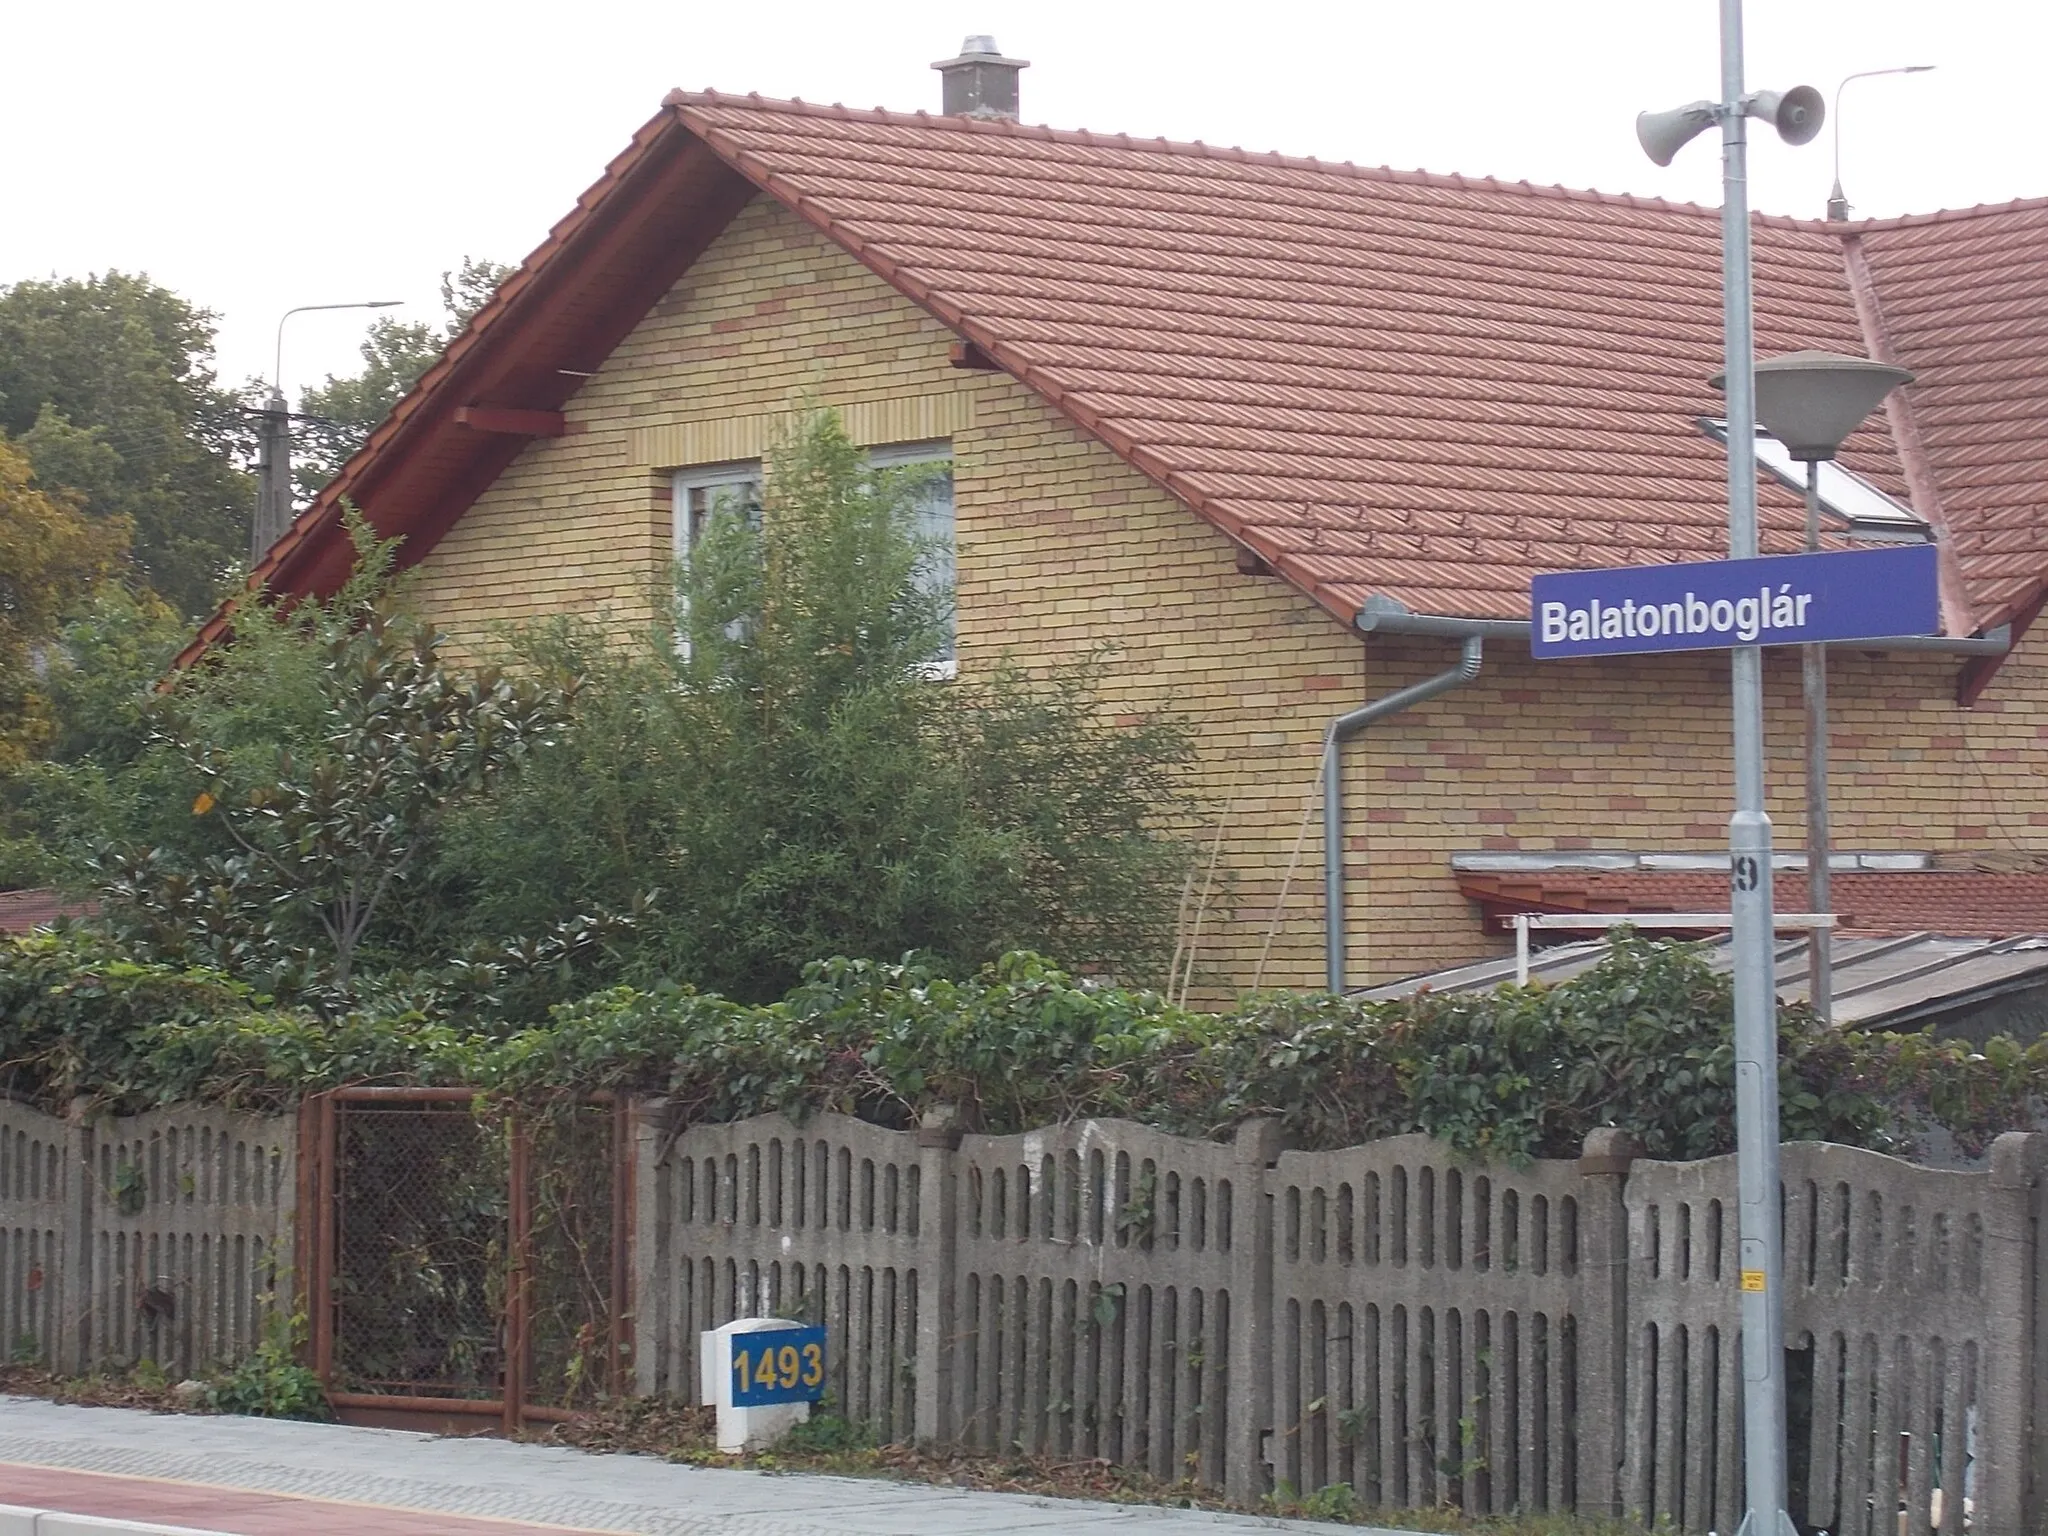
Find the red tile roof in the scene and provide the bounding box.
[0,889,92,934]
[1852,203,2048,637]
[1458,869,2048,939]
[181,94,2048,671]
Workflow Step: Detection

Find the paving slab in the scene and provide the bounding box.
[0,1398,1428,1536]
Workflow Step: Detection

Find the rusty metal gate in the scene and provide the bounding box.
[298,1087,632,1433]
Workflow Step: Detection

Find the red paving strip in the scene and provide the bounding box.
[0,1464,611,1536]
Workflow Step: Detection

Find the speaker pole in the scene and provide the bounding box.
[1716,5,1797,1534]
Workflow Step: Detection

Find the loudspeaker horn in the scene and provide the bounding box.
[1747,85,1824,146]
[1635,101,1717,167]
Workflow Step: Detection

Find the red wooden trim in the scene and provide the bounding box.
[1959,588,2043,707]
[312,1094,337,1382]
[329,1390,503,1415]
[504,1113,532,1434]
[454,406,566,437]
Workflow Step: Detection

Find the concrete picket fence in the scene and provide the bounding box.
[7,1093,2039,1533]
[0,1100,295,1380]
[634,1109,2048,1535]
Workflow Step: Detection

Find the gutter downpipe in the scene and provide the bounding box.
[1319,603,2006,995]
[1324,632,1485,993]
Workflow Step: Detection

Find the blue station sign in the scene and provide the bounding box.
[1530,544,1939,660]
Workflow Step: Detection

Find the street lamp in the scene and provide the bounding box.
[1827,66,1936,221]
[254,300,403,563]
[1714,351,1915,1026]
[1636,10,1825,1536]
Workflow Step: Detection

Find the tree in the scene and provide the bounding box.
[440,410,1195,1001]
[94,520,566,992]
[0,273,253,615]
[0,439,129,771]
[294,257,510,497]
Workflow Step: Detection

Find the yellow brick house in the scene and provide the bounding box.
[189,53,2048,996]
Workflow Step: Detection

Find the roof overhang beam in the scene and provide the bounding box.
[454,406,567,437]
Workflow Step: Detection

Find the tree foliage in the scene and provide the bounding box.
[0,272,252,614]
[294,257,509,497]
[440,410,1196,1000]
[0,438,129,769]
[90,519,566,993]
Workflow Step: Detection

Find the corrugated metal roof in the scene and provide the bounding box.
[1362,930,2048,1030]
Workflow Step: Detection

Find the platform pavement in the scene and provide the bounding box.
[0,1397,1434,1536]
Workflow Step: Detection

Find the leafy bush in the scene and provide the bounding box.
[207,1319,331,1420]
[438,410,1196,1001]
[0,928,252,1106]
[778,1411,875,1454]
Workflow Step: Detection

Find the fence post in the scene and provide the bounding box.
[912,1104,962,1446]
[1576,1127,1636,1520]
[56,1097,93,1376]
[629,1098,669,1397]
[1225,1116,1284,1505]
[1981,1130,2045,1536]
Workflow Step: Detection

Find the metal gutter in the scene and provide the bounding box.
[1843,624,2011,656]
[1324,634,1484,992]
[1353,596,2010,655]
[1353,602,1532,640]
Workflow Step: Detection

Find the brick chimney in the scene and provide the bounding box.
[931,36,1029,121]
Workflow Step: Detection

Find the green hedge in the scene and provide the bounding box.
[2,928,2041,1162]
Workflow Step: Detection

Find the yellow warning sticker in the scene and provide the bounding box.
[1740,1270,1767,1292]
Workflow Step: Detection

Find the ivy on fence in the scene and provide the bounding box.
[1,927,2041,1160]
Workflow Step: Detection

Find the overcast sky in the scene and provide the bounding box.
[9,0,2040,402]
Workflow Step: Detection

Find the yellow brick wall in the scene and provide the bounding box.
[1344,643,2048,985]
[404,192,2048,999]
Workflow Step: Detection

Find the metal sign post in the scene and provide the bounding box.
[1626,9,1839,1530]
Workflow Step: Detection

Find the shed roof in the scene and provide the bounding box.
[1364,930,2048,1034]
[180,94,2048,672]
[0,889,93,934]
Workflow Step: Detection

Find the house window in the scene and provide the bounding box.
[668,442,955,671]
[869,440,956,673]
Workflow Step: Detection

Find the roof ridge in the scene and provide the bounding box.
[668,88,1828,228]
[1837,194,2048,232]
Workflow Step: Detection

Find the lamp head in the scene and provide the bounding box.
[1710,349,1916,459]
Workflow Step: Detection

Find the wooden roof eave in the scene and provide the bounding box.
[176,108,756,670]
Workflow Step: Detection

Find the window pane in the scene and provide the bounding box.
[680,474,761,556]
[869,442,955,666]
[912,470,955,662]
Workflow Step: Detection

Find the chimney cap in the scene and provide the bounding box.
[931,35,1029,121]
[931,35,1030,70]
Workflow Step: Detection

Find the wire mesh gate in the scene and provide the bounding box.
[298,1088,632,1433]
